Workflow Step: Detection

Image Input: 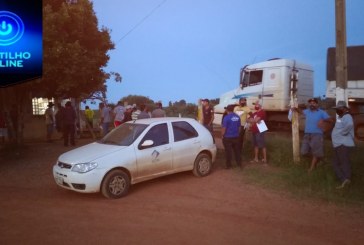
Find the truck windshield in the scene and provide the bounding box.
[240,69,263,87]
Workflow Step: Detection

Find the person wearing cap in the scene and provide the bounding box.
[151,102,166,118]
[234,97,251,150]
[221,104,242,169]
[201,99,214,133]
[45,102,55,142]
[331,101,355,189]
[248,100,267,164]
[300,98,333,172]
[122,105,134,123]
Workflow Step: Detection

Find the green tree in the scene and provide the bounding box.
[164,100,197,118]
[41,0,118,99]
[119,95,155,108]
[0,0,118,145]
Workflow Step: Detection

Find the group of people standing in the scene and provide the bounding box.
[200,97,267,169]
[98,101,166,136]
[202,96,355,189]
[220,97,267,169]
[98,101,136,136]
[45,100,167,145]
[45,101,77,147]
[299,98,355,189]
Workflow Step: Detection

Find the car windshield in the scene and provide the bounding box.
[99,123,148,146]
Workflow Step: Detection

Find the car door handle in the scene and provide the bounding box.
[193,140,201,144]
[163,147,171,151]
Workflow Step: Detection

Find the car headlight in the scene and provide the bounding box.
[72,162,98,173]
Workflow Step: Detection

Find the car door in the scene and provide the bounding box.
[134,123,173,179]
[171,121,200,170]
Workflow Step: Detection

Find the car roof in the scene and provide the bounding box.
[126,117,197,125]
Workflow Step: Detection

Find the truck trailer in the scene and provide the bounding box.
[326,45,364,139]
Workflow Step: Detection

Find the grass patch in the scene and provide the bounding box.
[237,132,364,208]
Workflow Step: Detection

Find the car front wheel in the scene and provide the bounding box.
[101,169,130,199]
[193,153,212,177]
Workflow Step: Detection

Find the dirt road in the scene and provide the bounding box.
[0,139,363,245]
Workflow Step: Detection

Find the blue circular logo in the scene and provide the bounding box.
[0,11,25,46]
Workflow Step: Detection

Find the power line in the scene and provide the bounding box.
[116,0,167,44]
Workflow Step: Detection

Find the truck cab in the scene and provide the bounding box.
[214,58,314,130]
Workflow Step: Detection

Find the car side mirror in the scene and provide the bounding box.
[139,139,154,149]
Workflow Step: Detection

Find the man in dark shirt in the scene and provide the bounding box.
[221,104,241,169]
[63,101,76,146]
[202,98,214,133]
[122,105,134,123]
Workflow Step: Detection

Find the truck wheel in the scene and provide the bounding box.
[101,170,130,199]
[193,153,212,177]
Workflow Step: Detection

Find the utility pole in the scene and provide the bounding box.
[335,0,347,103]
[290,67,300,163]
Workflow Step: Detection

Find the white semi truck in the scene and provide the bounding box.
[213,58,314,129]
[326,45,364,139]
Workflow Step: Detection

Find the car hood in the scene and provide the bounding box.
[58,142,127,164]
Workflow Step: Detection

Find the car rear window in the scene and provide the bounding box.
[172,121,198,142]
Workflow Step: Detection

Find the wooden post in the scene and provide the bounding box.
[335,0,347,102]
[290,68,300,163]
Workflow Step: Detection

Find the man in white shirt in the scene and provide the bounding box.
[113,101,125,127]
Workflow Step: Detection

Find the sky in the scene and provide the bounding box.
[91,0,364,106]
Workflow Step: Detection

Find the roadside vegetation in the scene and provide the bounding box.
[221,131,364,208]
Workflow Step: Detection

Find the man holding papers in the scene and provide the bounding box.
[248,100,268,164]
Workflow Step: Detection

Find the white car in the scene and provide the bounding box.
[53,117,217,199]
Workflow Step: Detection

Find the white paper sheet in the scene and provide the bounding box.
[257,120,268,133]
